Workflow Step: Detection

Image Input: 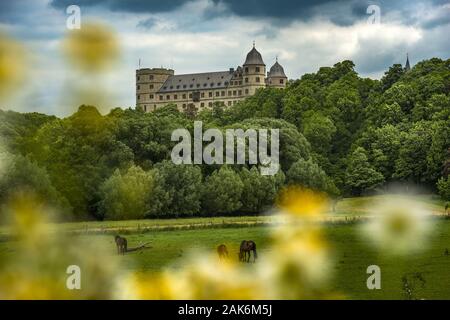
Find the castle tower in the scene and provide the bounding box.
[267,58,288,88]
[242,43,266,96]
[136,67,174,112]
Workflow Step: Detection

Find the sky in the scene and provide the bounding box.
[0,0,449,116]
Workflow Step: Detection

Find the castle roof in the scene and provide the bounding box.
[244,46,265,66]
[268,60,287,78]
[158,71,234,93]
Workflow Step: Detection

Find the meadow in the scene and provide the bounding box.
[0,195,449,300]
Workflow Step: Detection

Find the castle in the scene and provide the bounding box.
[136,44,288,112]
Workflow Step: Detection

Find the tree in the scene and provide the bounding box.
[437,177,450,200]
[202,166,244,215]
[154,161,203,217]
[381,64,405,91]
[394,121,433,184]
[345,147,384,196]
[0,153,71,216]
[240,167,285,214]
[302,112,336,155]
[99,165,154,220]
[287,158,338,196]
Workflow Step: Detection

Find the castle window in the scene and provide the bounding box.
[183,94,187,99]
[224,81,229,86]
[149,75,154,80]
[239,81,242,85]
[208,102,212,107]
[137,76,140,81]
[137,85,140,90]
[221,91,225,96]
[217,82,221,86]
[228,101,232,106]
[228,91,232,96]
[170,86,173,89]
[183,104,187,108]
[189,94,192,98]
[174,94,178,100]
[176,85,180,89]
[163,86,167,90]
[216,91,220,97]
[150,84,154,89]
[245,67,249,73]
[256,77,260,83]
[256,67,260,73]
[238,90,242,96]
[159,95,163,100]
[143,105,147,112]
[190,84,193,88]
[166,95,170,100]
[245,78,249,83]
[201,103,205,108]
[204,83,207,87]
[210,83,214,87]
[197,84,201,88]
[183,85,187,89]
[201,92,205,98]
[233,91,236,96]
[137,95,140,100]
[280,79,284,84]
[150,94,154,99]
[245,89,249,94]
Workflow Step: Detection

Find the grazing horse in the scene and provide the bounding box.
[115,235,128,255]
[239,240,257,263]
[217,244,229,261]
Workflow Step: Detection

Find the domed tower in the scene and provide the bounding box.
[267,58,288,89]
[242,43,266,96]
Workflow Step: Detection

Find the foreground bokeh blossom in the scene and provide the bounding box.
[361,197,434,255]
[0,192,124,299]
[120,256,262,300]
[277,186,329,219]
[0,32,27,101]
[62,22,120,73]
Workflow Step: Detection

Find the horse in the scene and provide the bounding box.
[115,235,128,255]
[217,244,229,261]
[239,240,257,263]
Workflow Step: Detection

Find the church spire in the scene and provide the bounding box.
[405,53,411,72]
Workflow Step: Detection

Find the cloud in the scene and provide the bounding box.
[48,0,450,28]
[0,0,448,116]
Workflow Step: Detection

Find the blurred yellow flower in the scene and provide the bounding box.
[0,32,27,100]
[277,186,328,218]
[62,22,120,73]
[0,192,123,300]
[260,228,332,299]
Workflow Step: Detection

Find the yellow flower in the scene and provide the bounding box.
[277,186,329,219]
[62,22,120,73]
[0,32,27,100]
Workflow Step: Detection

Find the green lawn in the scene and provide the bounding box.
[0,195,449,300]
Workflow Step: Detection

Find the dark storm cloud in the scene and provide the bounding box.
[49,0,359,22]
[49,0,450,29]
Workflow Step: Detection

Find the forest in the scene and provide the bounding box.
[0,58,449,221]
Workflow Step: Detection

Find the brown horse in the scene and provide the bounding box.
[239,240,257,263]
[217,244,229,261]
[115,235,128,255]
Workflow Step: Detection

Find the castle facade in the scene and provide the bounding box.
[136,45,287,112]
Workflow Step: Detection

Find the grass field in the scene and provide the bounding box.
[0,195,449,300]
